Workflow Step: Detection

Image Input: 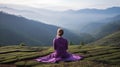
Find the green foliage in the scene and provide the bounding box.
[79,41,85,48]
[69,41,75,45]
[19,42,26,46]
[80,41,85,46]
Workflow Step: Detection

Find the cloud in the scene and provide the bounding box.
[0,0,120,10]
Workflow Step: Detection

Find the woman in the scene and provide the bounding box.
[35,28,83,63]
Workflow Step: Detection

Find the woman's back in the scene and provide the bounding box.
[53,37,69,58]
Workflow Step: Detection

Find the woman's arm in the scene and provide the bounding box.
[65,39,68,50]
[53,39,57,50]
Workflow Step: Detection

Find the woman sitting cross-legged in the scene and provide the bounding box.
[35,28,83,63]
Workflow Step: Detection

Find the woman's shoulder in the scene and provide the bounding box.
[54,36,67,41]
[60,37,68,42]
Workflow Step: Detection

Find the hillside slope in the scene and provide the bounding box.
[0,12,82,46]
[89,31,120,46]
[95,18,120,39]
[80,15,120,40]
[0,45,120,67]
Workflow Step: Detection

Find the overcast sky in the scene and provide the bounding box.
[0,0,120,11]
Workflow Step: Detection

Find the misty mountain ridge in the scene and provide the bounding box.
[66,7,120,14]
[0,12,95,46]
[0,12,77,45]
[0,4,120,34]
[80,14,120,32]
[0,4,120,46]
[80,15,120,41]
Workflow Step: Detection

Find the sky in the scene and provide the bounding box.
[0,0,120,11]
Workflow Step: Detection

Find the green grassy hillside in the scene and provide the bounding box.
[89,31,120,46]
[0,45,120,67]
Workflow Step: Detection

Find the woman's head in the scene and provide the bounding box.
[57,28,64,36]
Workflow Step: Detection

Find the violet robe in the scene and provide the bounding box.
[35,37,83,63]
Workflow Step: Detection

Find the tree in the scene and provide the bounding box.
[19,42,26,46]
[69,41,74,45]
[80,41,85,46]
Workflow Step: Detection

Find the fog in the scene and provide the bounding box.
[0,4,119,35]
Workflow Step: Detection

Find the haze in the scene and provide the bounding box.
[0,0,120,11]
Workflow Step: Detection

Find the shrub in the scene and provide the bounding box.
[19,43,26,46]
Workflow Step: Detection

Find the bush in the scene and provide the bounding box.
[69,41,75,45]
[80,42,85,46]
[19,43,26,46]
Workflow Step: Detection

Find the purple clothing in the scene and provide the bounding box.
[35,37,83,63]
[53,37,69,58]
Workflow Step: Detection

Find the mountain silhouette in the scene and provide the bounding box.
[0,12,83,46]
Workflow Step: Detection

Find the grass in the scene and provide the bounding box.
[0,45,120,67]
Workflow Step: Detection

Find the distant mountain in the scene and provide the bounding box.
[80,15,120,40]
[89,31,120,46]
[67,7,120,14]
[80,23,105,34]
[96,20,120,39]
[0,4,119,34]
[0,12,85,46]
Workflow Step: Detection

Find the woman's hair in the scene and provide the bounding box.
[57,28,64,36]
